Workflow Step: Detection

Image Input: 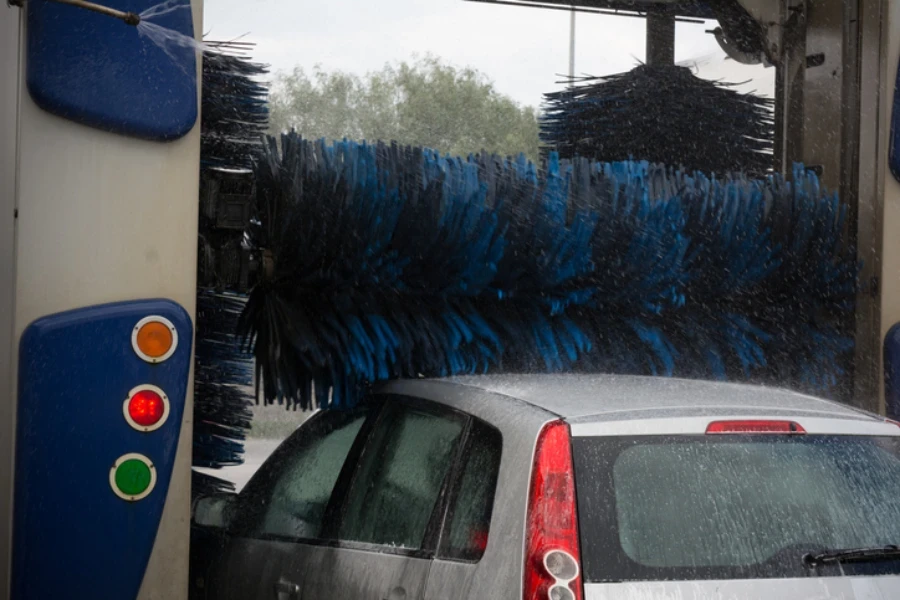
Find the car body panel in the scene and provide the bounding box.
[379,380,552,600]
[201,375,900,600]
[207,538,308,600]
[302,545,431,600]
[389,376,900,600]
[426,374,875,422]
[378,378,557,427]
[422,418,543,600]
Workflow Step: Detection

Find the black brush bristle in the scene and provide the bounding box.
[540,65,775,176]
[193,291,254,470]
[192,42,268,484]
[191,470,238,497]
[201,43,269,170]
[238,133,856,411]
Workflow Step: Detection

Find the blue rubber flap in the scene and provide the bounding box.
[890,53,900,183]
[27,0,197,140]
[887,323,900,420]
[13,299,193,600]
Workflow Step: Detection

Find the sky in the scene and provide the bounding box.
[203,0,774,109]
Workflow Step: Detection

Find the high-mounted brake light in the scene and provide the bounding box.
[132,315,178,363]
[524,420,583,600]
[706,420,806,434]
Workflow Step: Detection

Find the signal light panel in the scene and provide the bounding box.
[14,298,193,600]
[114,316,176,502]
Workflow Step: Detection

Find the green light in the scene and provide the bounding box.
[114,458,152,497]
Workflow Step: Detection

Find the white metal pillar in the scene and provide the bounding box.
[0,9,20,599]
[569,6,576,79]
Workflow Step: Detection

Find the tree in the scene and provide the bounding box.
[268,56,540,160]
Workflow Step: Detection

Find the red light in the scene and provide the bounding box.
[706,420,806,434]
[470,529,488,554]
[128,390,166,427]
[523,420,583,600]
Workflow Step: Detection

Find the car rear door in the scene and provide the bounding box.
[205,405,374,600]
[298,396,469,600]
[423,418,505,600]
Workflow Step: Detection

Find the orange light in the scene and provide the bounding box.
[135,321,173,360]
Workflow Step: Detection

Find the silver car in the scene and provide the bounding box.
[192,374,900,599]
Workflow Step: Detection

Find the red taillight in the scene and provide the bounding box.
[524,420,583,600]
[705,420,806,434]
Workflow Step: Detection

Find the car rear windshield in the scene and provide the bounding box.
[572,434,900,582]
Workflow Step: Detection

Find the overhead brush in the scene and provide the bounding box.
[541,65,775,176]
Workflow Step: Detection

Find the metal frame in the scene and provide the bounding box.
[771,0,806,175]
[734,0,885,411]
[852,0,887,413]
[776,0,859,403]
[646,8,676,65]
[463,0,705,21]
[0,9,19,599]
[704,0,886,411]
[513,0,713,18]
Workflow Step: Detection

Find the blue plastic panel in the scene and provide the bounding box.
[13,299,192,600]
[26,0,197,140]
[887,323,900,420]
[890,53,900,182]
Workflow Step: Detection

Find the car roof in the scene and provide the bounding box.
[407,373,881,423]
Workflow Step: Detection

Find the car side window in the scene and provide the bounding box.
[337,401,465,550]
[239,409,369,542]
[439,421,502,561]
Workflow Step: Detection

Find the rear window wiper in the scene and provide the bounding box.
[803,545,900,567]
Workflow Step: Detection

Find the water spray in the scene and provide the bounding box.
[8,0,141,25]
